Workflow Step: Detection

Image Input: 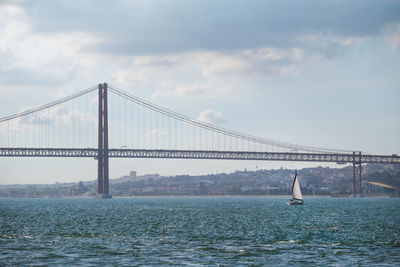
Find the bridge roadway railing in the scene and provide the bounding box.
[0,148,399,164]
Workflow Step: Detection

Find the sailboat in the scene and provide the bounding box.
[287,171,304,205]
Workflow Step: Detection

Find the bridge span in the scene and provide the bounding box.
[1,147,399,164]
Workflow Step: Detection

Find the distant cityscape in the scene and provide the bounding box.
[1,164,399,198]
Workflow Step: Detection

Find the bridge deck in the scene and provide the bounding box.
[0,148,399,164]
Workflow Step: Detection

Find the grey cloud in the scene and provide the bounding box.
[20,0,400,55]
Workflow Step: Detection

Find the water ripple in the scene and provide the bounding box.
[1,198,399,266]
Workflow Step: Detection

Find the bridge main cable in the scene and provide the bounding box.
[0,86,98,123]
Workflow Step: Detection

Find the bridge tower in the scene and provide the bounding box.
[97,83,111,199]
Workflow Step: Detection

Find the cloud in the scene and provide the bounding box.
[0,3,101,91]
[193,52,250,76]
[151,82,208,99]
[151,81,232,100]
[1,0,398,94]
[131,55,181,67]
[196,109,227,125]
[383,23,400,50]
[110,70,148,86]
[18,105,96,126]
[343,36,368,46]
[146,128,168,138]
[16,0,400,56]
[131,46,324,91]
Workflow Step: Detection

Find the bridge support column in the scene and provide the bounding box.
[97,83,111,199]
[97,83,103,195]
[353,152,356,196]
[359,151,362,196]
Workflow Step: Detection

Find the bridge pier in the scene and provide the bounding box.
[352,151,363,197]
[97,83,111,199]
[353,152,356,195]
[359,151,362,196]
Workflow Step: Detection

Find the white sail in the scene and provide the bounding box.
[292,176,302,200]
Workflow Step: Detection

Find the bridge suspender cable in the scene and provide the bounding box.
[108,84,352,154]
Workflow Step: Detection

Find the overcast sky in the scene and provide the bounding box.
[1,0,400,184]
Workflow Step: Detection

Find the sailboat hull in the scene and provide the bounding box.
[287,198,304,205]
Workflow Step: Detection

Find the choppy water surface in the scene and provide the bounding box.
[1,197,399,266]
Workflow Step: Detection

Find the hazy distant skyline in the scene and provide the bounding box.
[1,0,399,184]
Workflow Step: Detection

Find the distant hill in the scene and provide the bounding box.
[1,163,400,197]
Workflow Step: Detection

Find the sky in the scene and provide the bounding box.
[0,0,400,184]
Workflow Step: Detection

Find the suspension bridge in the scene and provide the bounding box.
[1,83,399,198]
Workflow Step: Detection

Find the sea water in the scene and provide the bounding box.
[1,197,399,266]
